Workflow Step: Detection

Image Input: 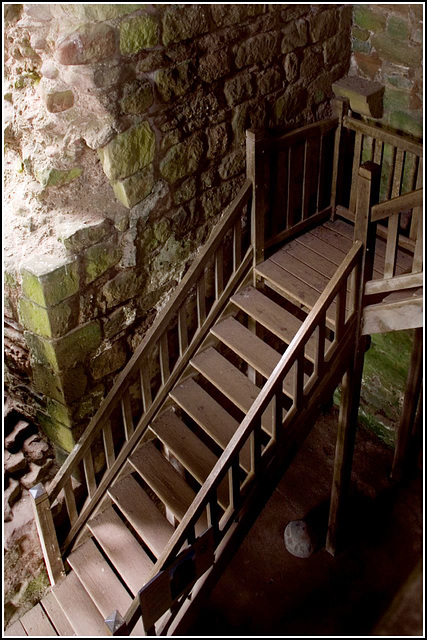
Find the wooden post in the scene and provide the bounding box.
[326,163,380,556]
[29,483,65,585]
[330,96,350,220]
[246,128,268,273]
[105,610,129,636]
[391,327,423,481]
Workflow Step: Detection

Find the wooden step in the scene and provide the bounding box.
[41,591,75,636]
[52,571,108,636]
[4,620,27,636]
[150,410,229,510]
[108,475,174,559]
[254,260,337,330]
[280,238,350,284]
[67,538,133,620]
[130,441,208,535]
[20,603,57,636]
[88,506,154,596]
[170,378,251,473]
[231,286,323,361]
[190,347,274,436]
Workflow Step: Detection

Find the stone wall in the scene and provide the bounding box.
[4,4,352,462]
[351,4,423,138]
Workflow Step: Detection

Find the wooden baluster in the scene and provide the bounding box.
[228,458,240,512]
[349,131,363,212]
[83,450,97,499]
[233,216,242,271]
[140,364,152,411]
[30,483,65,585]
[186,526,196,546]
[159,333,170,385]
[102,421,115,469]
[301,138,309,220]
[315,312,326,378]
[207,491,220,544]
[385,146,397,200]
[246,128,269,270]
[178,306,189,356]
[335,286,346,341]
[412,210,423,274]
[293,354,305,411]
[410,157,423,241]
[196,275,206,328]
[273,149,288,237]
[330,97,349,218]
[121,389,134,441]
[63,478,78,528]
[373,139,384,165]
[274,390,283,442]
[215,246,224,300]
[384,148,404,278]
[250,418,262,475]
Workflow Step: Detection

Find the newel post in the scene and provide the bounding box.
[330,96,350,219]
[30,483,65,584]
[246,128,269,274]
[326,162,380,556]
[105,610,129,636]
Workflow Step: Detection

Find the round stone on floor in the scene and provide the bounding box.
[284,520,316,558]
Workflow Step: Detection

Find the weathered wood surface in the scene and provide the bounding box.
[362,296,423,334]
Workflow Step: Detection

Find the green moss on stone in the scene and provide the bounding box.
[160,135,204,183]
[120,82,153,114]
[389,111,423,138]
[18,297,72,338]
[371,33,421,68]
[112,164,154,209]
[34,167,82,189]
[21,256,79,308]
[85,242,122,284]
[120,14,159,55]
[162,5,209,46]
[37,411,85,453]
[354,6,386,32]
[383,87,411,111]
[387,15,410,40]
[31,361,88,404]
[89,341,127,380]
[26,322,101,372]
[98,122,155,182]
[103,271,142,309]
[155,61,194,103]
[60,219,112,253]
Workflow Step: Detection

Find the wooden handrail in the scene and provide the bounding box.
[343,116,423,157]
[371,188,423,222]
[121,239,364,633]
[269,116,339,150]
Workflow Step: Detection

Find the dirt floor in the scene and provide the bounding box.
[187,407,423,637]
[3,406,423,635]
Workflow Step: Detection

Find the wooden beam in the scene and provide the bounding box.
[364,272,423,298]
[371,188,423,222]
[362,296,423,334]
[29,484,65,585]
[343,116,423,157]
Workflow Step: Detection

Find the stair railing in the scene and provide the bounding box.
[117,238,365,635]
[31,179,254,581]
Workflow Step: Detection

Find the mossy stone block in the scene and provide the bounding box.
[389,111,423,138]
[18,297,73,338]
[34,167,82,189]
[155,61,193,103]
[173,177,196,205]
[120,81,153,114]
[85,242,122,284]
[160,135,204,183]
[37,412,85,453]
[371,33,421,68]
[112,164,154,208]
[51,4,145,22]
[354,6,386,32]
[26,321,101,372]
[120,14,159,55]
[60,219,112,253]
[98,122,155,181]
[387,15,410,40]
[103,304,136,339]
[31,361,88,405]
[89,341,127,380]
[162,5,209,46]
[383,88,411,112]
[103,270,142,309]
[21,255,80,308]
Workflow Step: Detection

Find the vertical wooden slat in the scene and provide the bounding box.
[207,492,220,544]
[228,458,240,511]
[214,246,224,299]
[385,145,397,199]
[159,332,170,385]
[349,131,363,212]
[293,355,305,411]
[196,275,206,328]
[335,286,346,341]
[63,478,78,527]
[273,149,288,237]
[233,216,242,271]
[121,389,134,440]
[246,128,268,268]
[301,138,309,220]
[392,148,405,197]
[250,419,262,475]
[178,306,189,356]
[373,139,384,165]
[83,450,97,499]
[384,148,404,279]
[316,132,326,213]
[412,210,423,273]
[30,484,66,585]
[102,421,115,469]
[273,391,283,442]
[410,157,423,240]
[315,312,326,378]
[140,364,152,411]
[330,97,349,218]
[286,145,294,229]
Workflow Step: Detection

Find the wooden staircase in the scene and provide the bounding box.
[6,110,423,637]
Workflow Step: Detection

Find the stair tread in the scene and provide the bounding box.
[231,286,322,361]
[108,475,173,559]
[67,538,132,620]
[52,571,108,636]
[88,505,154,596]
[20,603,57,637]
[170,378,251,473]
[280,238,348,283]
[190,347,274,436]
[150,410,229,510]
[41,591,76,636]
[4,620,27,636]
[130,442,208,535]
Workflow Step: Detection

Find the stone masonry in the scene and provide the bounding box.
[4,4,353,462]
